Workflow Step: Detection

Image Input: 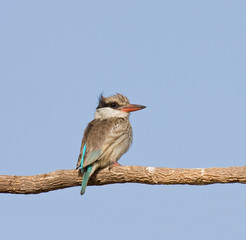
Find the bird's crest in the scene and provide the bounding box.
[97,93,130,109]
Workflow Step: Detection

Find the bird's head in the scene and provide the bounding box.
[95,93,146,119]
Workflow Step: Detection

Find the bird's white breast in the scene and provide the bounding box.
[95,107,129,119]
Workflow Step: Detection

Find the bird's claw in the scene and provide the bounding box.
[108,162,121,171]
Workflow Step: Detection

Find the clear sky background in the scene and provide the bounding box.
[0,1,246,239]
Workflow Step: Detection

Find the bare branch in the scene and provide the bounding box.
[0,165,246,194]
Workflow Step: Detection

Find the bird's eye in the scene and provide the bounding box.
[110,102,117,108]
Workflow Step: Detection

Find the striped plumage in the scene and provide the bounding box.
[76,93,145,195]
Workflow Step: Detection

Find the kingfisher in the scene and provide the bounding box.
[76,93,146,195]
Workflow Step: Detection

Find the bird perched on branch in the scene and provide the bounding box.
[76,93,146,195]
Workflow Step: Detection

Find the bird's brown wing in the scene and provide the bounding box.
[76,118,115,169]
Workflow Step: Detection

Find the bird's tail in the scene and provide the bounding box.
[80,165,93,195]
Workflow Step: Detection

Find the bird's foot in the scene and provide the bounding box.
[108,162,121,171]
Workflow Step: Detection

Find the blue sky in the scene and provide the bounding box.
[0,1,246,239]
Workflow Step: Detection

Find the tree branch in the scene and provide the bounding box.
[0,165,246,194]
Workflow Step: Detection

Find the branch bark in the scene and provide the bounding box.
[0,165,246,194]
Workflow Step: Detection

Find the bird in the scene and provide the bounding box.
[76,93,146,195]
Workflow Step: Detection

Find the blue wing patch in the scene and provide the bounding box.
[80,143,87,170]
[80,143,101,169]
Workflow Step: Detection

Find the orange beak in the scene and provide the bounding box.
[120,104,146,112]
